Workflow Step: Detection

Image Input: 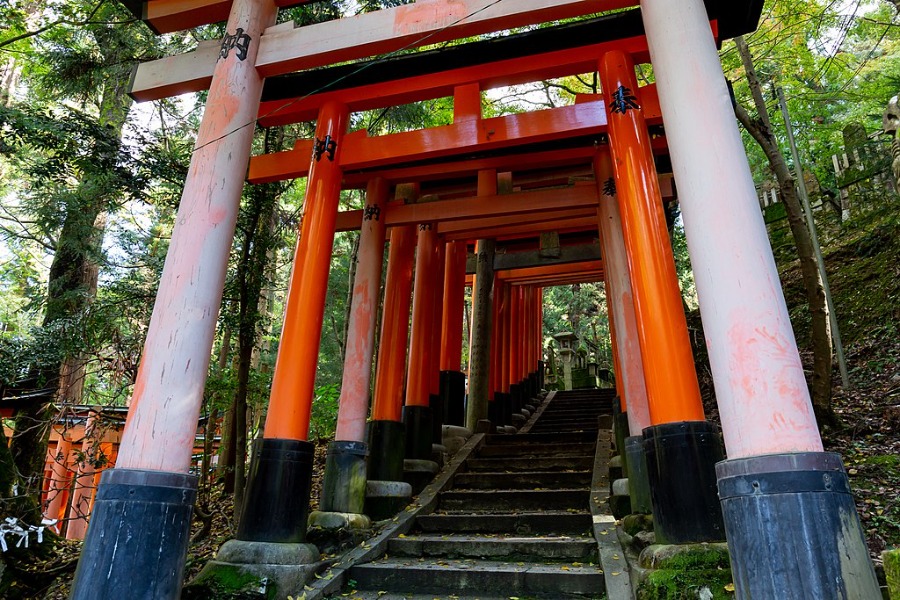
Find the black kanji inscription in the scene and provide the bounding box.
[220,28,252,61]
[363,204,381,222]
[313,135,338,162]
[609,85,640,114]
[602,177,616,197]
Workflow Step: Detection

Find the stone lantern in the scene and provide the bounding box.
[553,332,579,391]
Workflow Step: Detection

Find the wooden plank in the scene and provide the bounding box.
[440,208,597,237]
[500,260,605,281]
[250,96,653,183]
[129,0,637,100]
[445,216,598,242]
[494,243,601,271]
[257,0,635,76]
[127,0,313,34]
[335,184,599,232]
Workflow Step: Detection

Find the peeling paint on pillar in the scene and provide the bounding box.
[335,178,389,442]
[594,150,652,433]
[641,0,822,457]
[599,51,705,426]
[117,0,278,472]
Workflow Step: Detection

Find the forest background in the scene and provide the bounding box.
[0,0,899,596]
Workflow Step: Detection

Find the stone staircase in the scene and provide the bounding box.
[330,389,616,600]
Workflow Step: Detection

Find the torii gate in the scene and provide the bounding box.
[69,1,878,599]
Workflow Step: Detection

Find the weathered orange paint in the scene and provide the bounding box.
[66,412,99,540]
[489,276,504,399]
[428,240,447,396]
[371,222,417,422]
[141,0,310,33]
[335,178,389,442]
[498,260,604,282]
[440,241,468,371]
[43,434,73,532]
[331,184,599,233]
[599,51,704,424]
[406,225,441,408]
[517,286,528,381]
[264,101,349,440]
[499,282,511,393]
[509,284,521,387]
[256,38,652,126]
[250,100,622,183]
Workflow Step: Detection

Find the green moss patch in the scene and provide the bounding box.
[182,563,271,600]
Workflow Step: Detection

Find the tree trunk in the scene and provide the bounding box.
[734,37,835,424]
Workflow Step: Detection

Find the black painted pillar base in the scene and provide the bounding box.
[402,405,433,461]
[488,399,502,429]
[70,468,197,600]
[509,383,523,415]
[367,420,405,482]
[237,438,315,543]
[537,360,545,391]
[429,393,444,442]
[625,435,653,514]
[643,421,725,544]
[504,392,516,425]
[366,420,407,519]
[718,452,880,599]
[320,440,368,514]
[440,370,467,427]
[612,404,630,475]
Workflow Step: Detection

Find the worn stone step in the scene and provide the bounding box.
[348,557,606,598]
[453,470,591,490]
[537,410,607,417]
[530,420,602,429]
[415,511,592,534]
[476,442,596,458]
[465,455,594,472]
[439,488,590,512]
[387,534,597,561]
[485,431,597,445]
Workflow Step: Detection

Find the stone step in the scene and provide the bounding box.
[465,455,594,472]
[415,511,592,534]
[536,410,607,417]
[348,557,606,598]
[484,431,597,445]
[439,488,590,512]
[452,470,591,490]
[476,442,596,458]
[387,534,597,561]
[529,421,602,429]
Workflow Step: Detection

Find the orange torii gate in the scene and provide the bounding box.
[70,1,878,599]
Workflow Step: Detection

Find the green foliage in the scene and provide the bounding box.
[310,383,341,441]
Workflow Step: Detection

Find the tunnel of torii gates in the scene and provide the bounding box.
[66,0,880,598]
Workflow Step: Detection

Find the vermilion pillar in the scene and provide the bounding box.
[489,279,507,427]
[440,241,469,427]
[43,432,73,533]
[595,149,653,514]
[600,50,724,544]
[593,150,651,433]
[66,412,99,541]
[71,2,277,597]
[319,177,389,519]
[239,100,349,545]
[404,223,441,461]
[643,1,878,595]
[367,213,417,516]
[428,240,447,439]
[507,283,523,418]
